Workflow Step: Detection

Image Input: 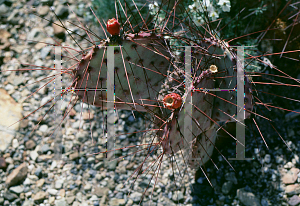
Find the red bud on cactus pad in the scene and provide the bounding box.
[107,18,120,35]
[163,93,182,110]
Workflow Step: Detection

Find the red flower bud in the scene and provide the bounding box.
[163,93,182,110]
[107,18,120,36]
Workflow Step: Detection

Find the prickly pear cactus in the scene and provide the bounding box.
[73,32,173,112]
[158,68,217,168]
[155,36,254,168]
[72,18,254,168]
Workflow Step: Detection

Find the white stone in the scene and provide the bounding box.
[50,161,57,170]
[23,178,31,185]
[30,150,39,161]
[264,154,271,164]
[48,188,58,196]
[55,179,64,189]
[39,125,48,133]
[12,139,19,148]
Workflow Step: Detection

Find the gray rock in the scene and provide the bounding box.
[55,5,69,18]
[69,152,79,160]
[22,199,34,206]
[30,150,39,161]
[5,163,28,187]
[55,179,64,189]
[11,74,25,87]
[76,131,88,142]
[107,113,118,124]
[34,167,43,177]
[72,201,81,206]
[260,198,269,206]
[172,191,184,202]
[37,5,50,16]
[130,192,142,203]
[50,161,57,170]
[40,96,52,107]
[89,195,98,201]
[41,144,51,153]
[95,173,102,180]
[27,28,44,42]
[9,185,24,194]
[28,174,39,181]
[276,156,283,164]
[87,157,95,163]
[94,162,104,170]
[66,196,75,204]
[139,180,150,188]
[261,198,269,206]
[33,191,46,203]
[48,188,58,195]
[128,115,135,122]
[106,179,115,190]
[288,128,295,138]
[105,159,118,171]
[55,198,68,206]
[119,134,127,140]
[6,164,15,173]
[76,192,83,202]
[40,46,52,59]
[109,198,126,206]
[168,191,172,199]
[7,9,21,24]
[5,157,13,165]
[39,124,48,133]
[3,191,18,201]
[225,172,238,184]
[0,4,8,16]
[237,188,261,206]
[94,186,109,198]
[115,192,123,199]
[25,140,36,150]
[83,183,92,191]
[285,109,300,121]
[222,181,233,194]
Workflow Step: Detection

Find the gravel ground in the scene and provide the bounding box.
[0,0,300,206]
